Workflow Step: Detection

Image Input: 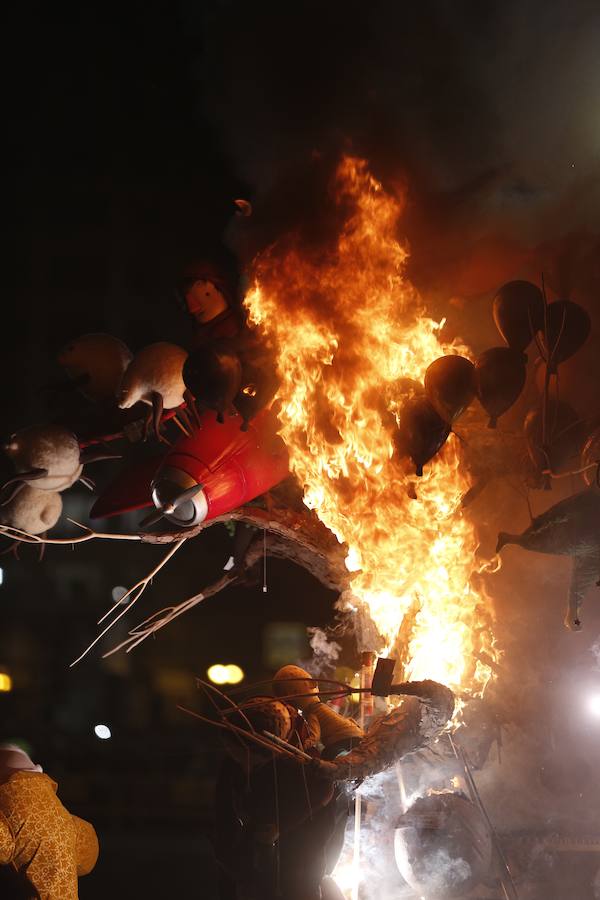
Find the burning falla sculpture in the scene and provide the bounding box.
[0,160,596,686]
[496,488,600,630]
[208,663,455,900]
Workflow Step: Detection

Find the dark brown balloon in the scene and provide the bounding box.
[183,340,242,422]
[424,355,476,424]
[534,352,599,417]
[394,396,450,476]
[475,347,526,428]
[542,300,591,372]
[523,400,586,477]
[233,365,279,431]
[581,427,600,488]
[493,280,544,353]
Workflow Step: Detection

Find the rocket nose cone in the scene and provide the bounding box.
[151,467,208,527]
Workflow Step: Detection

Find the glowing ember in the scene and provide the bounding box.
[245,157,496,693]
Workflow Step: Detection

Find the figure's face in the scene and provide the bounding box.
[185,280,228,323]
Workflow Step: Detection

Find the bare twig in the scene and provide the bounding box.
[0,518,142,546]
[263,730,314,762]
[70,538,187,666]
[195,678,261,741]
[541,460,599,480]
[177,705,303,763]
[103,573,237,657]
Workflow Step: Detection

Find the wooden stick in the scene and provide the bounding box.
[263,730,313,762]
[172,414,191,437]
[177,705,302,762]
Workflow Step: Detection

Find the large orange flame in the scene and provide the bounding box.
[245,157,496,694]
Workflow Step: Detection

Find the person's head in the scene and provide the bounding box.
[184,278,229,324]
[0,744,42,785]
[273,665,319,712]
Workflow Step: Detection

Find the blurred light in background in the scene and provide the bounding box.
[263,621,308,668]
[0,566,4,585]
[207,664,229,685]
[207,664,245,685]
[0,672,12,692]
[94,724,112,739]
[111,586,129,604]
[226,664,244,684]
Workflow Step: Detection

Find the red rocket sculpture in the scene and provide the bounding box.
[90,408,289,527]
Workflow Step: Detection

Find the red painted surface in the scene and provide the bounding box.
[91,407,289,521]
[90,454,166,518]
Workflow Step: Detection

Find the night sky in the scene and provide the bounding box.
[2,2,600,898]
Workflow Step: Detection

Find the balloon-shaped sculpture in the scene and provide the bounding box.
[424,355,475,424]
[523,401,586,479]
[542,300,591,372]
[394,396,450,476]
[233,368,279,431]
[493,280,544,354]
[183,341,242,423]
[581,426,600,489]
[0,484,63,536]
[57,333,133,403]
[534,353,598,418]
[119,342,188,439]
[474,347,526,428]
[2,425,83,493]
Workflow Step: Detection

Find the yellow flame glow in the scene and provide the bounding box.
[245,157,496,693]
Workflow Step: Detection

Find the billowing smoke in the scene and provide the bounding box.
[300,626,341,676]
[591,637,600,670]
[189,0,599,295]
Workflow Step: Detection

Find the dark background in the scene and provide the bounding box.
[2,3,339,894]
[2,1,600,897]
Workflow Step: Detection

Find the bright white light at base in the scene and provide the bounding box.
[94,724,111,740]
[331,859,355,897]
[587,694,600,718]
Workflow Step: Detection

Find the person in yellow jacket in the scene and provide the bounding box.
[0,744,98,899]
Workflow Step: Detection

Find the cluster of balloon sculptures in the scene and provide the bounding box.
[0,270,597,558]
[0,268,281,547]
[393,279,596,487]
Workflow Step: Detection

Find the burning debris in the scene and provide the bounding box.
[0,151,598,899]
[1,155,598,680]
[185,660,456,900]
